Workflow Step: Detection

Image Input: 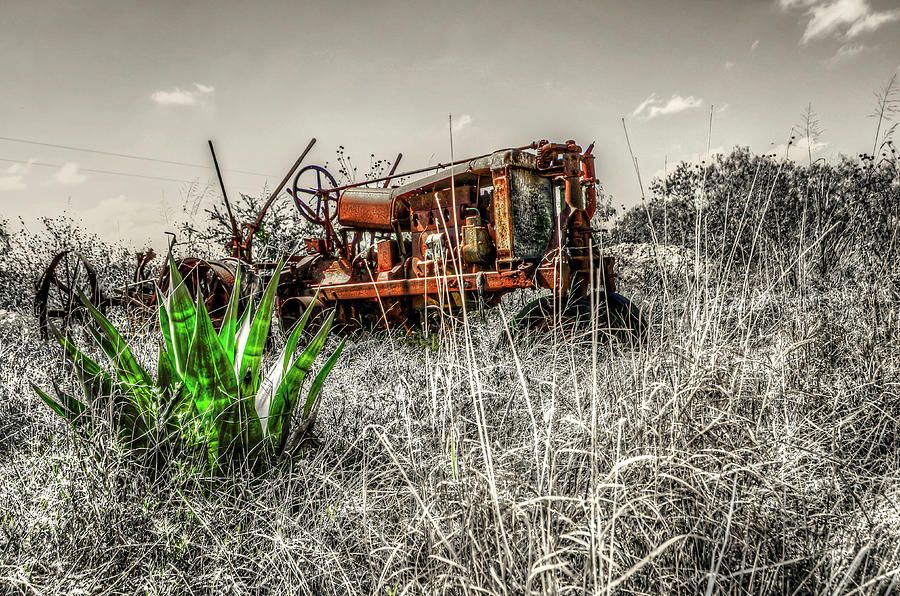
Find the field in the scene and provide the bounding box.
[1,149,899,594]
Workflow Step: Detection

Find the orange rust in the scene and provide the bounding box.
[492,169,514,263]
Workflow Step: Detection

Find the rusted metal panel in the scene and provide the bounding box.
[508,168,553,261]
[322,261,352,286]
[534,260,571,294]
[315,269,532,302]
[409,186,475,261]
[461,214,492,264]
[492,169,514,263]
[376,239,398,272]
[408,186,475,224]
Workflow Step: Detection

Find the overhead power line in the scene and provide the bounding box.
[0,135,275,178]
[0,157,203,184]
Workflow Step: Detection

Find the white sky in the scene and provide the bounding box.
[1,0,898,247]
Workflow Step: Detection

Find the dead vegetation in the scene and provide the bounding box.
[1,253,898,593]
[1,137,899,593]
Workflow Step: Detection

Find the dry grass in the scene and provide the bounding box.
[2,136,899,592]
[1,247,898,594]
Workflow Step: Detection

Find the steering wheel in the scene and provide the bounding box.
[289,165,339,224]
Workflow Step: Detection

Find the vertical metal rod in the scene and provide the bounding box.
[271,137,317,203]
[382,153,403,188]
[251,137,317,232]
[208,140,238,238]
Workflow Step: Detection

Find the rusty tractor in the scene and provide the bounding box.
[36,138,644,341]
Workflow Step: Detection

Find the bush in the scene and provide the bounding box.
[613,147,900,287]
[0,214,133,311]
[178,184,321,262]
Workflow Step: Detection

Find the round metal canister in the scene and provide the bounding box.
[337,188,408,231]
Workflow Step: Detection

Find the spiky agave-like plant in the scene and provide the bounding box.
[32,256,344,475]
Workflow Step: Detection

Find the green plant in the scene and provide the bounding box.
[32,256,344,475]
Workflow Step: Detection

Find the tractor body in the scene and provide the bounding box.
[37,138,637,340]
[275,140,617,332]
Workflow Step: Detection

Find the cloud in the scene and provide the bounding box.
[768,136,829,159]
[83,194,137,223]
[5,162,28,175]
[652,146,726,180]
[151,82,215,106]
[846,9,900,37]
[632,93,704,120]
[823,42,873,65]
[798,137,829,153]
[0,159,36,190]
[452,113,473,132]
[151,88,197,105]
[80,194,167,239]
[3,159,34,184]
[53,162,87,185]
[779,0,900,44]
[632,93,659,117]
[803,0,868,42]
[0,175,26,191]
[779,0,818,8]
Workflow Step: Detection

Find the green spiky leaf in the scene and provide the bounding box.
[164,256,199,376]
[157,344,178,396]
[219,264,242,364]
[157,286,176,362]
[265,311,334,446]
[236,261,282,398]
[302,338,345,419]
[282,293,318,373]
[32,382,84,421]
[184,288,260,472]
[49,322,113,401]
[77,290,155,428]
[35,252,341,476]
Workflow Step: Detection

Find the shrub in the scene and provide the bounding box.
[32,255,344,475]
[0,214,133,311]
[178,185,321,262]
[613,148,900,286]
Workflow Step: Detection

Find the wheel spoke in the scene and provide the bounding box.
[66,260,81,314]
[296,200,317,220]
[54,279,68,311]
[291,165,337,224]
[315,193,325,218]
[62,254,72,292]
[54,279,74,295]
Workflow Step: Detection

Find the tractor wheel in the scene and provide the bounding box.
[509,292,646,344]
[158,258,238,330]
[276,294,325,335]
[35,250,105,340]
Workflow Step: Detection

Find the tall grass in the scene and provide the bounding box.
[1,149,899,593]
[2,276,898,592]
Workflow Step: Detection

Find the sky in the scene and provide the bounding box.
[1,0,898,248]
